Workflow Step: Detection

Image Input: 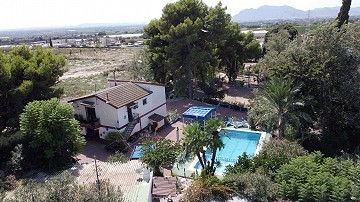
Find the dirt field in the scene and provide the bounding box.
[56,48,141,80]
[55,48,141,101]
[56,47,258,105]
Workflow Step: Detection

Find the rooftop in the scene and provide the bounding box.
[74,160,152,201]
[152,176,177,197]
[183,106,216,121]
[68,82,151,108]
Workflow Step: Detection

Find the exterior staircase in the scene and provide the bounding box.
[124,114,139,138]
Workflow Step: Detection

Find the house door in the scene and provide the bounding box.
[127,107,133,122]
[86,128,99,140]
[86,107,96,122]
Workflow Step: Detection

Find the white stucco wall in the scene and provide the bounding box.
[73,81,168,139]
[71,97,119,139]
[72,97,97,120]
[109,81,168,135]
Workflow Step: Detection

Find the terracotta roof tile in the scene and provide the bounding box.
[68,82,151,108]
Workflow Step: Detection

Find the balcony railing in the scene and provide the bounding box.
[75,114,101,129]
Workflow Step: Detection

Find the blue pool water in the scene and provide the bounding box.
[194,129,261,174]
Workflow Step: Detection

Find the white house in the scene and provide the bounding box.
[68,81,167,140]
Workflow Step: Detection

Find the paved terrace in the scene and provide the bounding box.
[157,98,247,142]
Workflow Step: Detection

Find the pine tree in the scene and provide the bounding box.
[336,0,352,28]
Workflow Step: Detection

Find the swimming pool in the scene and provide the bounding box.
[193,128,263,174]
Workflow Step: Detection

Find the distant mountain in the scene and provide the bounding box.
[232,5,360,22]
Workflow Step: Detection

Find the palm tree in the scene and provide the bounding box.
[205,118,225,175]
[248,77,306,138]
[183,119,227,175]
[183,123,209,169]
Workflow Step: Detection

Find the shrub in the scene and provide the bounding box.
[20,98,85,169]
[107,151,129,163]
[105,132,129,152]
[7,144,23,174]
[4,175,18,191]
[105,132,125,141]
[184,174,234,201]
[228,170,278,202]
[276,152,360,201]
[252,139,308,177]
[184,179,212,202]
[0,171,18,191]
[225,139,308,177]
[224,153,255,175]
[141,137,181,176]
[7,171,124,201]
[105,141,128,153]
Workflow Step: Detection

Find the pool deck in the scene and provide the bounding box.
[166,127,270,178]
[157,98,247,142]
[154,98,270,178]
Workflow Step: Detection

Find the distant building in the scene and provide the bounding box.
[241,30,268,47]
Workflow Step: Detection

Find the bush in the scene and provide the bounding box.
[7,171,124,201]
[225,139,308,177]
[105,132,128,152]
[0,171,18,191]
[105,132,125,141]
[276,152,360,201]
[184,175,234,201]
[7,144,23,174]
[20,98,85,169]
[4,175,18,191]
[224,153,255,175]
[228,170,278,202]
[105,141,128,153]
[252,139,308,177]
[107,151,129,163]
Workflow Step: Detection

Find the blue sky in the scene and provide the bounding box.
[1,0,358,30]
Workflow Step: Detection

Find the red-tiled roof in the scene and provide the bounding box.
[108,79,166,86]
[152,177,177,197]
[68,82,151,108]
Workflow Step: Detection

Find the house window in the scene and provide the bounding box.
[143,98,147,105]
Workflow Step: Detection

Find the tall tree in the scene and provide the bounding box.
[0,46,65,131]
[145,0,233,98]
[183,123,209,169]
[204,118,225,175]
[128,49,154,82]
[258,24,360,155]
[248,77,308,138]
[183,118,225,175]
[218,23,261,83]
[20,98,85,169]
[335,0,352,28]
[262,24,298,55]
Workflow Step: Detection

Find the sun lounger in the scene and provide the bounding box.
[234,120,249,128]
[224,117,234,126]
